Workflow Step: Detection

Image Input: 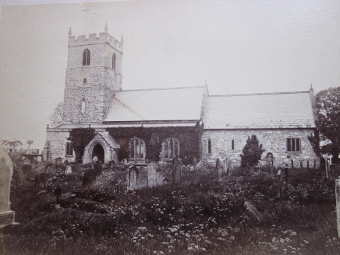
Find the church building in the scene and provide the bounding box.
[44,27,320,168]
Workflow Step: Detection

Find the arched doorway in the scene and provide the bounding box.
[92,144,105,163]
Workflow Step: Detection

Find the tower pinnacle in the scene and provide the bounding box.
[68,26,72,36]
[105,22,108,33]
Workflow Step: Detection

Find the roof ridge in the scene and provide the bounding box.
[209,90,310,97]
[117,86,204,92]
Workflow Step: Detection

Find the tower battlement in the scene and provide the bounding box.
[68,32,123,50]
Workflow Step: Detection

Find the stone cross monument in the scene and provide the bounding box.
[0,150,15,228]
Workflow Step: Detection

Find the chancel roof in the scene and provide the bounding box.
[204,91,316,129]
[104,86,205,123]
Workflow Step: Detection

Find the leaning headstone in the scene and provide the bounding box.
[0,150,15,228]
[244,201,264,223]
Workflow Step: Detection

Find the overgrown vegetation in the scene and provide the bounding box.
[1,159,339,255]
[107,126,201,162]
[67,128,95,163]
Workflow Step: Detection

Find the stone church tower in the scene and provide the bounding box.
[63,24,123,123]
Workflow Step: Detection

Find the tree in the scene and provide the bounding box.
[240,135,265,167]
[50,101,64,127]
[315,87,340,159]
[1,139,22,152]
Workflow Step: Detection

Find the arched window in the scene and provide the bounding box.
[208,138,212,154]
[83,49,90,66]
[129,137,145,163]
[112,53,116,70]
[162,138,180,161]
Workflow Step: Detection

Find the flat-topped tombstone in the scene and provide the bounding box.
[0,150,15,227]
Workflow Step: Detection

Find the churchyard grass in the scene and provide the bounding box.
[1,161,340,255]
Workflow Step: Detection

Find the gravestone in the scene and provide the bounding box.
[0,150,15,228]
[147,162,163,187]
[173,159,182,184]
[216,158,222,181]
[244,201,264,223]
[127,165,138,190]
[127,165,148,190]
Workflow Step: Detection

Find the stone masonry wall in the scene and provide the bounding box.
[45,129,74,162]
[67,43,123,75]
[63,39,123,123]
[202,129,320,168]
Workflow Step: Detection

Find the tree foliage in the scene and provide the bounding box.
[50,102,64,127]
[67,128,95,163]
[1,139,22,151]
[240,135,264,167]
[315,87,340,158]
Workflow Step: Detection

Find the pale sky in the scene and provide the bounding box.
[0,0,339,150]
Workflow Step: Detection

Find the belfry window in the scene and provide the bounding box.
[112,53,116,70]
[162,138,180,161]
[232,140,235,150]
[83,49,90,66]
[129,137,145,163]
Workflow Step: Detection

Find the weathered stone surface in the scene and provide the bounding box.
[147,162,163,187]
[202,129,319,168]
[0,150,15,227]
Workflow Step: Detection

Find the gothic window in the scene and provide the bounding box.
[232,139,235,150]
[65,142,73,156]
[286,138,300,152]
[129,137,145,162]
[162,138,180,161]
[208,138,212,154]
[83,49,90,66]
[112,53,116,70]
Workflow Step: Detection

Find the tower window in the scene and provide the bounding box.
[232,140,234,150]
[208,138,212,154]
[83,49,90,66]
[112,53,116,70]
[83,78,87,84]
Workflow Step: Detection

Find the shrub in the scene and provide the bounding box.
[240,135,265,167]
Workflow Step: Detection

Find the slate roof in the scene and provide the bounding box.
[204,91,316,129]
[104,86,205,123]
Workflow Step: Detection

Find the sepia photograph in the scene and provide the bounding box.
[0,0,340,254]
